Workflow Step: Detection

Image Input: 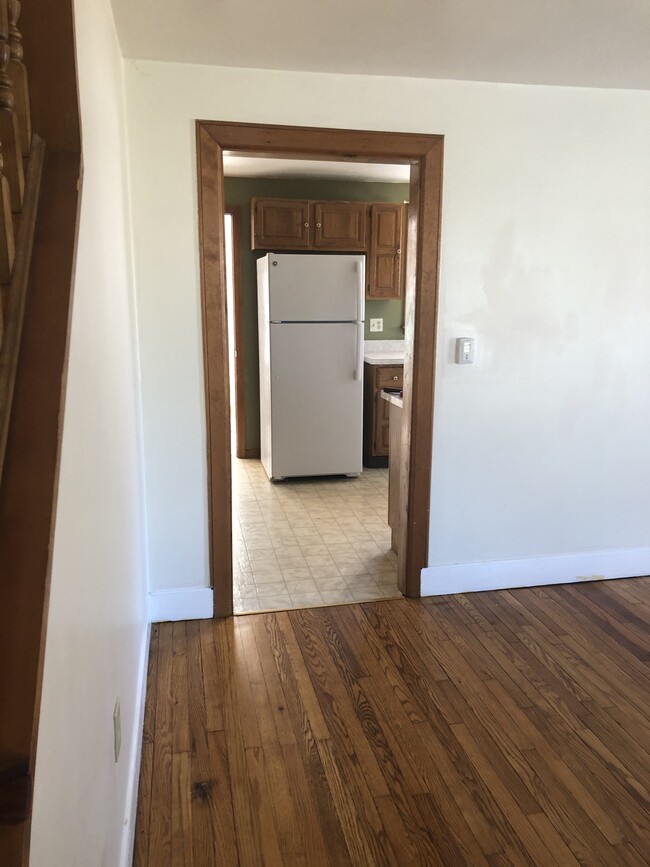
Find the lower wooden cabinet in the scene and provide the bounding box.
[363,362,404,467]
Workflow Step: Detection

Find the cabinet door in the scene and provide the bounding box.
[251,198,311,250]
[375,394,390,455]
[367,203,404,299]
[313,201,367,251]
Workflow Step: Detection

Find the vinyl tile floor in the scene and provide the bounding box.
[232,459,401,614]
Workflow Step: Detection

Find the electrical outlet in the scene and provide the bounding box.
[370,318,383,333]
[113,699,121,763]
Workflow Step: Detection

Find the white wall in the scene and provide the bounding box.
[29,1,149,865]
[124,60,650,595]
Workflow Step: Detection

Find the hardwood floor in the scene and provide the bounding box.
[133,579,650,866]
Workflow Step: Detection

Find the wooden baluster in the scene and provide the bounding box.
[7,0,29,156]
[0,0,23,212]
[0,139,14,285]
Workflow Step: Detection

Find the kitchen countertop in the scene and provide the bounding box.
[381,389,403,408]
[363,339,405,366]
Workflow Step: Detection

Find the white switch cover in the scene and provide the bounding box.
[369,318,383,333]
[455,337,475,364]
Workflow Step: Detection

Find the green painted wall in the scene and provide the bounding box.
[225,177,409,451]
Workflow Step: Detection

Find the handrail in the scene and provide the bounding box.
[0,0,40,483]
[0,134,44,480]
[0,1,80,862]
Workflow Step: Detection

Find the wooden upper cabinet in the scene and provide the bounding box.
[367,203,404,300]
[313,201,367,251]
[250,199,406,288]
[251,198,311,250]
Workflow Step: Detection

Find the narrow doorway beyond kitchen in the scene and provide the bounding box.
[232,458,399,612]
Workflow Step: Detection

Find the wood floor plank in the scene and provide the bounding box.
[266,616,350,865]
[564,583,650,652]
[143,624,160,743]
[171,752,193,867]
[134,578,650,866]
[316,737,396,866]
[205,730,240,866]
[133,624,159,867]
[279,741,344,867]
[198,619,224,732]
[450,722,556,867]
[577,582,649,641]
[186,622,221,867]
[373,793,436,867]
[244,745,285,866]
[563,629,650,719]
[528,813,581,867]
[216,620,264,867]
[274,612,330,741]
[238,617,280,746]
[261,740,309,867]
[547,585,649,671]
[172,622,191,754]
[147,623,173,867]
[360,671,492,865]
[520,746,614,866]
[335,604,427,724]
[356,603,462,728]
[132,741,153,867]
[251,616,297,747]
[289,607,390,799]
[521,703,649,846]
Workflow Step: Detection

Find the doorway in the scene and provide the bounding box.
[197,122,444,617]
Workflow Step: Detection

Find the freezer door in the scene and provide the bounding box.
[268,253,365,322]
[269,323,363,478]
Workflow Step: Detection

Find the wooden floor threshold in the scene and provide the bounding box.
[134,578,650,866]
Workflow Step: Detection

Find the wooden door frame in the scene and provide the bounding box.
[196,120,444,618]
[224,204,247,459]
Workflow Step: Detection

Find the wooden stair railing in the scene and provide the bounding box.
[0,0,45,838]
[0,0,82,861]
[0,0,23,212]
[0,0,42,481]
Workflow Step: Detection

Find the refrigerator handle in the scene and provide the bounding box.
[355,321,364,381]
[356,261,365,322]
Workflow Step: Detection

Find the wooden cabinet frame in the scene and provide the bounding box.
[197,120,444,616]
[251,198,368,251]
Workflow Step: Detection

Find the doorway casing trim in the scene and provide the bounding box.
[196,121,444,617]
[224,204,247,459]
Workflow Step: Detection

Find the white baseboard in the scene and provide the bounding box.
[120,620,151,867]
[420,547,650,596]
[150,586,214,622]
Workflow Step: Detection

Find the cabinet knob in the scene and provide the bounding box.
[316,223,322,228]
[304,222,309,228]
[397,249,401,255]
[393,376,398,381]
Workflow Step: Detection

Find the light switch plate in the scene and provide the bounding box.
[455,337,475,364]
[370,318,383,333]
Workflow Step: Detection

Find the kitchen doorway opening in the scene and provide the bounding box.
[224,157,408,614]
[197,122,444,617]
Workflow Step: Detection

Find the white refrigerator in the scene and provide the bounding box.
[257,252,365,481]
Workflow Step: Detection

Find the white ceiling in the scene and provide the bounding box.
[111,0,650,90]
[223,157,410,182]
